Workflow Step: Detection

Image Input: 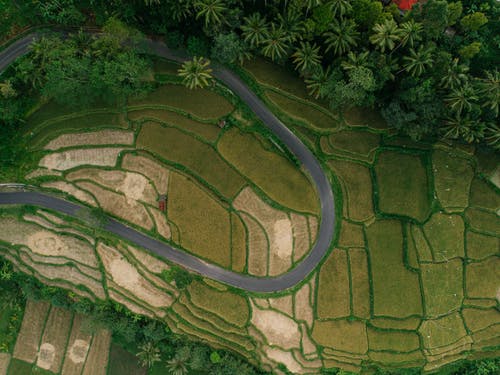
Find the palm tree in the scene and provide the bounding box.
[136,342,161,368]
[261,23,291,61]
[402,45,434,77]
[341,51,370,71]
[399,20,423,48]
[324,19,359,56]
[440,58,469,90]
[241,13,269,49]
[177,57,213,89]
[166,347,190,375]
[144,0,161,5]
[305,0,322,15]
[276,7,305,43]
[328,0,353,18]
[370,19,403,53]
[485,122,500,150]
[442,114,484,143]
[445,83,479,115]
[477,70,500,116]
[305,66,331,99]
[194,0,227,28]
[292,41,321,74]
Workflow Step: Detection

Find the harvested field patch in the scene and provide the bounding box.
[316,250,350,319]
[432,150,473,210]
[127,108,220,142]
[251,304,300,350]
[465,208,500,236]
[233,187,293,275]
[97,242,173,308]
[462,308,500,333]
[410,224,433,262]
[466,231,499,260]
[76,181,153,230]
[268,295,293,317]
[13,300,51,363]
[0,354,9,375]
[148,207,171,239]
[23,213,94,245]
[61,314,92,375]
[423,213,465,261]
[81,329,111,375]
[41,181,98,206]
[67,168,157,206]
[231,212,247,272]
[107,289,156,319]
[370,317,421,331]
[25,168,62,180]
[39,147,126,171]
[312,320,368,354]
[327,130,380,161]
[374,151,431,222]
[338,222,365,248]
[220,128,318,213]
[366,220,422,318]
[367,327,420,352]
[168,172,231,267]
[0,218,99,269]
[266,90,338,130]
[108,344,146,375]
[290,212,310,262]
[421,260,463,318]
[328,159,374,222]
[129,84,233,119]
[239,212,268,276]
[188,281,249,327]
[137,122,244,198]
[36,306,73,373]
[343,107,388,130]
[126,245,170,274]
[265,347,302,374]
[294,281,314,328]
[349,248,371,319]
[419,313,468,350]
[466,257,500,299]
[470,178,500,212]
[121,153,169,194]
[44,130,134,150]
[309,216,318,245]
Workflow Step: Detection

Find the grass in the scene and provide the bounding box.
[152,58,181,75]
[127,108,220,142]
[466,231,499,260]
[432,150,474,210]
[367,327,421,352]
[469,177,500,212]
[168,172,231,268]
[465,208,500,236]
[366,220,423,318]
[108,344,146,375]
[328,159,374,222]
[420,260,463,317]
[423,213,465,261]
[230,212,247,273]
[327,130,380,161]
[466,257,499,300]
[419,313,468,349]
[374,150,432,222]
[312,320,368,354]
[137,122,245,199]
[187,281,249,328]
[218,127,319,214]
[343,107,387,130]
[316,249,350,319]
[129,84,233,120]
[265,90,338,130]
[349,248,371,319]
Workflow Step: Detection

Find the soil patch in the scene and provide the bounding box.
[41,181,98,206]
[44,130,134,150]
[81,329,111,375]
[239,212,268,276]
[121,153,170,194]
[39,147,126,171]
[0,353,10,375]
[61,314,92,375]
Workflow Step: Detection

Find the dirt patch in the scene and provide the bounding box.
[82,329,111,375]
[13,300,51,363]
[251,302,301,350]
[122,153,170,194]
[294,279,314,328]
[67,168,157,206]
[239,212,268,276]
[0,353,10,375]
[148,207,171,239]
[37,210,64,225]
[268,295,293,317]
[299,323,318,357]
[39,147,127,171]
[234,187,294,275]
[44,130,134,150]
[108,288,156,319]
[97,242,172,308]
[308,216,318,245]
[41,181,98,206]
[290,213,310,262]
[265,347,303,374]
[61,314,92,375]
[25,168,62,179]
[126,245,170,274]
[77,181,153,230]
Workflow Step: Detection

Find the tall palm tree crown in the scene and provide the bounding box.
[177,56,213,89]
[370,19,403,53]
[241,13,269,48]
[194,0,227,28]
[324,19,359,56]
[402,45,434,77]
[261,23,290,61]
[292,41,322,74]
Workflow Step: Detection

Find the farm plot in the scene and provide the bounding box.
[323,130,380,162]
[39,147,126,171]
[0,353,9,375]
[44,130,134,151]
[423,213,465,261]
[121,153,169,194]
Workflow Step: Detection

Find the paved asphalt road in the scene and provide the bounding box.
[0,33,335,292]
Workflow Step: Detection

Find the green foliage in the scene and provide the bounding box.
[177,56,213,89]
[37,0,84,26]
[210,351,221,364]
[460,12,488,31]
[160,266,194,290]
[186,35,210,57]
[352,0,384,30]
[459,41,482,60]
[211,32,249,65]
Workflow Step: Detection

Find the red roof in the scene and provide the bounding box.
[394,0,418,10]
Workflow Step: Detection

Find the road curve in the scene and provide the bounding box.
[0,33,335,293]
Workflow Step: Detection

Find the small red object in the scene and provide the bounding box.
[393,0,418,11]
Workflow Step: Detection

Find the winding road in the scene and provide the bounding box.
[0,32,335,292]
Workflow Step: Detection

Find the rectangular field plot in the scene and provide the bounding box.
[419,313,469,350]
[60,314,92,375]
[137,122,245,198]
[231,212,247,272]
[0,353,10,375]
[129,84,233,119]
[466,231,499,260]
[366,220,422,318]
[218,128,319,214]
[82,329,111,375]
[367,327,420,352]
[466,257,500,300]
[13,300,51,363]
[349,248,371,319]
